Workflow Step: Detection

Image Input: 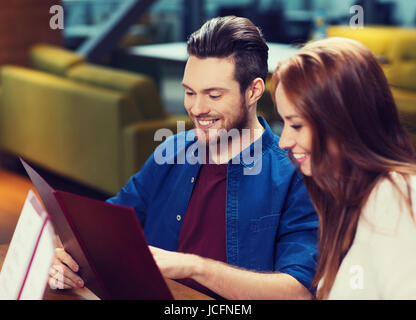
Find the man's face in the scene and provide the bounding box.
[182,55,249,145]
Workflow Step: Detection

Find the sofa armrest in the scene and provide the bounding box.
[122,116,192,185]
[391,87,416,138]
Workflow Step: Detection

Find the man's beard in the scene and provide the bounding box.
[194,96,250,145]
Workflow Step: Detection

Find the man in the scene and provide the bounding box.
[49,16,318,299]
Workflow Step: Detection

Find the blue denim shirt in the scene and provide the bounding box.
[107,117,318,293]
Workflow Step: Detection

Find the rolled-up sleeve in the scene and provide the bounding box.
[275,174,319,294]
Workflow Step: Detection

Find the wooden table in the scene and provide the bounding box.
[0,244,212,300]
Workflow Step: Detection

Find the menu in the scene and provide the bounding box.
[0,190,55,299]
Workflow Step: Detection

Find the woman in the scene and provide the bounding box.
[271,37,416,299]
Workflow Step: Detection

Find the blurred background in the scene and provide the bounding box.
[0,1,415,243]
[61,0,416,114]
[61,0,416,47]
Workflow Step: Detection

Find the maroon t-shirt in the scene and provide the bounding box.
[176,162,228,299]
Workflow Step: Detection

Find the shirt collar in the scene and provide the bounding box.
[235,116,274,169]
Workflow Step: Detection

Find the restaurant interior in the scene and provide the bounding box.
[0,0,415,252]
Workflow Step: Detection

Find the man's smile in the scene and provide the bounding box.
[196,118,220,129]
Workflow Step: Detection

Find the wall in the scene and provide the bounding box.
[0,0,63,67]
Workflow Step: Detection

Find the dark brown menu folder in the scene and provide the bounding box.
[20,158,173,300]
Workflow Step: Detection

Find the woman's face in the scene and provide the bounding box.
[275,84,313,176]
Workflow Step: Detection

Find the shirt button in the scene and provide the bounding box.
[176,214,182,221]
[191,177,195,183]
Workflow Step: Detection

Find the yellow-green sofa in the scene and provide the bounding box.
[0,45,191,195]
[327,26,416,144]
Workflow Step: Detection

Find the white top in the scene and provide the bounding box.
[327,172,416,299]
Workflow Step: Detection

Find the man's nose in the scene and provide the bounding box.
[191,96,210,115]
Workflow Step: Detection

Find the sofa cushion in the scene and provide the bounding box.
[30,44,85,76]
[327,26,416,91]
[327,26,397,58]
[67,63,166,120]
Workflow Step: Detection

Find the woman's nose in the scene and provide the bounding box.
[278,126,295,150]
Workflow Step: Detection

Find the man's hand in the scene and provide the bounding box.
[149,246,312,300]
[149,246,203,279]
[48,248,85,290]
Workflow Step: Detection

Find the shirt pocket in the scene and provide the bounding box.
[248,213,281,270]
[249,213,281,233]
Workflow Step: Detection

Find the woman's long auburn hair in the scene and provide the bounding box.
[271,37,416,299]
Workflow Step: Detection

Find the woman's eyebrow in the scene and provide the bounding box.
[284,115,302,121]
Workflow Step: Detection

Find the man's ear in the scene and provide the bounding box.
[246,77,265,106]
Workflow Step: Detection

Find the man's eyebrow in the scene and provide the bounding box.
[182,83,192,90]
[181,83,229,92]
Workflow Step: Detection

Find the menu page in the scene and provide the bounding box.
[0,190,55,300]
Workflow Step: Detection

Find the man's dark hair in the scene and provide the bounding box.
[187,16,269,94]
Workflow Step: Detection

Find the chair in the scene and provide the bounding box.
[327,26,416,144]
[0,45,191,195]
